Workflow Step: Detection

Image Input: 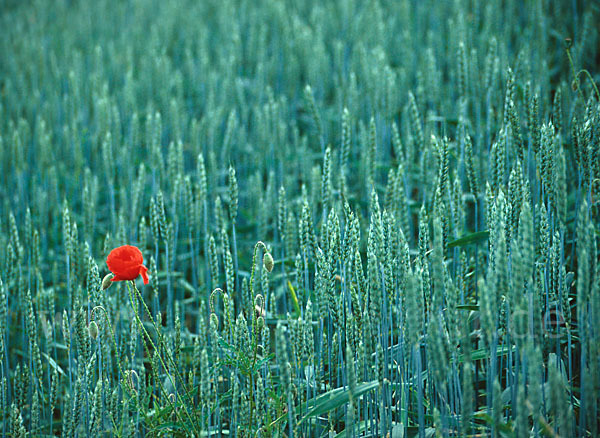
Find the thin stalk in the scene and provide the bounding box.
[125,283,198,435]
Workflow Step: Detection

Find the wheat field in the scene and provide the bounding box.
[0,0,599,436]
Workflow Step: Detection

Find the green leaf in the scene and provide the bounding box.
[475,412,513,433]
[177,278,196,294]
[253,353,275,372]
[458,344,515,363]
[456,304,479,311]
[151,422,182,431]
[298,380,379,425]
[42,352,66,377]
[334,420,370,437]
[47,342,68,350]
[287,281,301,316]
[218,337,235,351]
[447,231,490,248]
[406,426,437,437]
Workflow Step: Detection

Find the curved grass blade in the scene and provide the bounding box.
[298,380,379,426]
[447,230,490,248]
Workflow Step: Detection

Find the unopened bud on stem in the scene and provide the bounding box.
[263,252,274,273]
[88,321,99,340]
[102,273,114,290]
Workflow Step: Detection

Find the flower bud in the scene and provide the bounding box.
[128,369,139,389]
[254,295,265,318]
[210,313,219,330]
[263,252,274,273]
[88,321,99,340]
[102,273,114,290]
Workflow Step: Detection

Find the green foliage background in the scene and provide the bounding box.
[0,0,599,436]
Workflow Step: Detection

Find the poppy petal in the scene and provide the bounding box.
[106,245,147,283]
[140,265,149,285]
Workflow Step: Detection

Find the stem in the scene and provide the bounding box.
[566,44,600,102]
[248,294,265,434]
[248,334,259,432]
[126,281,200,433]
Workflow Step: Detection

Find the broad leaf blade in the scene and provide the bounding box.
[298,380,379,425]
[458,345,515,363]
[447,231,490,248]
[456,304,479,311]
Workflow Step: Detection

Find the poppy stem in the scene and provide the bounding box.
[127,281,201,434]
[125,287,193,436]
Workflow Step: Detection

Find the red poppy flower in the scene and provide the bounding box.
[106,245,149,285]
